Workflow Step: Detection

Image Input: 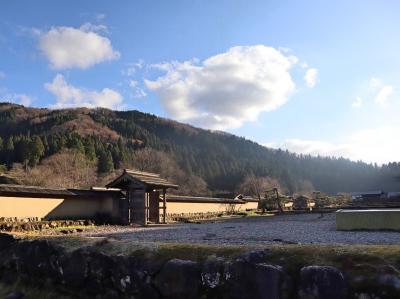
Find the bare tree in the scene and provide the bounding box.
[123,148,210,196]
[11,149,97,188]
[295,179,315,198]
[238,175,285,212]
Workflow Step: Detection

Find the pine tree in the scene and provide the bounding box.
[5,136,14,166]
[29,136,45,166]
[84,139,97,161]
[97,149,114,173]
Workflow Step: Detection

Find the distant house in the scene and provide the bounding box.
[293,195,315,210]
[387,192,400,199]
[350,191,386,201]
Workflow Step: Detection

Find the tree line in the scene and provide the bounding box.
[0,103,399,195]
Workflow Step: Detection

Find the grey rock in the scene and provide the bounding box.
[14,240,63,281]
[5,291,24,299]
[201,258,225,289]
[223,260,292,299]
[298,265,347,299]
[153,258,200,299]
[60,248,90,288]
[0,233,15,251]
[235,249,271,264]
[377,274,400,290]
[110,255,159,298]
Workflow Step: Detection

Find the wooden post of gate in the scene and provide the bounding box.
[163,188,167,224]
[131,189,147,226]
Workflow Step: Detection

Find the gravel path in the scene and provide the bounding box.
[82,213,400,245]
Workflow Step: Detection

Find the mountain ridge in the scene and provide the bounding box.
[0,102,398,194]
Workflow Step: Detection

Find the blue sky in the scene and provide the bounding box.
[1,0,400,164]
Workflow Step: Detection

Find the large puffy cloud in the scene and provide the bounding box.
[45,74,123,109]
[145,45,297,130]
[266,126,400,164]
[39,24,120,69]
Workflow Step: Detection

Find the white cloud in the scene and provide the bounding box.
[96,13,106,21]
[304,68,318,88]
[145,45,296,130]
[79,22,108,34]
[0,93,33,106]
[266,126,400,164]
[352,97,363,108]
[122,59,145,76]
[39,24,120,69]
[45,74,123,109]
[369,77,381,88]
[129,80,147,98]
[375,85,393,106]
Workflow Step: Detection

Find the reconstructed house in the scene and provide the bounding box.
[350,191,386,201]
[293,195,315,210]
[0,169,257,226]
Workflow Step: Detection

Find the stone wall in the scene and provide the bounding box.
[0,233,399,299]
[0,219,94,232]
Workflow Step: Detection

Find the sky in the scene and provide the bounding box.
[1,0,400,164]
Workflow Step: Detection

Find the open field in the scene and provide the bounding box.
[75,212,400,245]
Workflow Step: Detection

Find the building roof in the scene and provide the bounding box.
[0,184,123,199]
[294,194,313,201]
[234,194,259,202]
[166,194,245,204]
[106,169,179,190]
[350,191,385,196]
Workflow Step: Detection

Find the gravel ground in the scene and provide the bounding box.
[81,213,400,245]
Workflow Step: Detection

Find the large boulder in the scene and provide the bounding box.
[153,258,201,299]
[84,251,116,295]
[110,255,160,299]
[0,233,16,251]
[235,249,271,264]
[4,291,24,299]
[298,265,347,299]
[59,248,90,289]
[14,240,63,282]
[223,260,292,299]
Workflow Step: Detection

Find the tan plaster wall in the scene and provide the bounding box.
[166,201,258,214]
[0,196,116,219]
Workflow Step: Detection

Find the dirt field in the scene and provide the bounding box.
[82,212,400,245]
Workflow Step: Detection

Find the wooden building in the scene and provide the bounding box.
[106,169,178,225]
[293,195,316,210]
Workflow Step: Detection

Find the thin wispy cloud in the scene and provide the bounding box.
[129,80,147,98]
[352,97,363,108]
[375,85,393,106]
[266,126,400,164]
[304,68,318,88]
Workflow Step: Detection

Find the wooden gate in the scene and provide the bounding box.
[148,191,160,223]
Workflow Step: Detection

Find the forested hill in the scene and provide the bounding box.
[0,102,399,194]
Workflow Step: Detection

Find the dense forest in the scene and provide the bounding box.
[0,102,399,195]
